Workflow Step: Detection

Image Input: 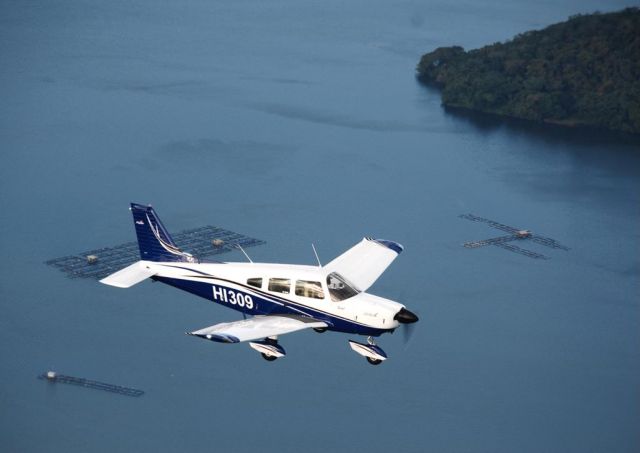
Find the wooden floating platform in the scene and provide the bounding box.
[459,213,520,234]
[463,234,522,248]
[531,236,570,250]
[459,213,569,260]
[45,225,266,280]
[38,371,144,397]
[494,243,548,260]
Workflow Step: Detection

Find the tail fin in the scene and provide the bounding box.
[130,203,194,263]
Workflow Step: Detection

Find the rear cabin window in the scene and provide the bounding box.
[327,272,359,302]
[295,280,325,299]
[268,278,290,294]
[247,278,262,289]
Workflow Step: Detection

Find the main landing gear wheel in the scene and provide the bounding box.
[313,327,327,333]
[348,336,387,365]
[250,337,285,361]
[261,353,278,362]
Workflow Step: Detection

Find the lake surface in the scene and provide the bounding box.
[1,1,638,452]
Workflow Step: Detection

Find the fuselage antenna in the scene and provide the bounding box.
[312,243,322,267]
[236,244,253,263]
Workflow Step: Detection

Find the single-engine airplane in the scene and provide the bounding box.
[101,203,418,365]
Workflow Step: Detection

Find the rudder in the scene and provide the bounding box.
[130,203,194,262]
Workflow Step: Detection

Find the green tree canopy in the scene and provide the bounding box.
[417,8,640,134]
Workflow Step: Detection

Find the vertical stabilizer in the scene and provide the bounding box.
[130,203,194,262]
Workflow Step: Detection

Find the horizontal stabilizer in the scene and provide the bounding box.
[188,316,327,343]
[99,261,156,288]
[324,237,403,292]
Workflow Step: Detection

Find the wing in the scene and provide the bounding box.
[188,315,328,343]
[323,237,403,292]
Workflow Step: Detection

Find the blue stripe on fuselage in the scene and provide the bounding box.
[152,275,390,337]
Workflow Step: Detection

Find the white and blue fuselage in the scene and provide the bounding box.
[147,261,404,337]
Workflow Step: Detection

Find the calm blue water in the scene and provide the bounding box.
[1,1,639,452]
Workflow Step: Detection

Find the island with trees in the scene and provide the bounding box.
[416,8,640,134]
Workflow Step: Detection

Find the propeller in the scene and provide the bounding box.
[394,307,419,346]
[402,321,417,345]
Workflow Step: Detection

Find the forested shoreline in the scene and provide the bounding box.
[416,8,640,134]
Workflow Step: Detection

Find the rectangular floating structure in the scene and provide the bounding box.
[460,213,569,260]
[45,225,265,280]
[38,372,144,397]
[493,242,548,260]
[463,234,523,249]
[459,214,520,234]
[531,235,570,250]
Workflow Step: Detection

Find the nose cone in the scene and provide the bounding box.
[394,307,419,324]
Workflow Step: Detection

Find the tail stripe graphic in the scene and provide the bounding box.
[146,213,189,257]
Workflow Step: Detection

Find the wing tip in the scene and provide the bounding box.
[188,332,240,343]
[368,238,404,254]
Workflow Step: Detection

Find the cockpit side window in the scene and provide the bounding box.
[326,272,359,302]
[247,278,262,289]
[268,278,290,294]
[295,280,325,299]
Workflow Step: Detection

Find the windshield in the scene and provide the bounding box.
[326,272,359,302]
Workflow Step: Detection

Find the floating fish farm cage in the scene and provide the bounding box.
[45,226,266,280]
[39,371,144,397]
[460,214,569,260]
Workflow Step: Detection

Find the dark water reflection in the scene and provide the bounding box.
[438,102,640,210]
[443,105,640,152]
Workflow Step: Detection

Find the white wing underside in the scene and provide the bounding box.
[323,238,403,291]
[189,316,328,343]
